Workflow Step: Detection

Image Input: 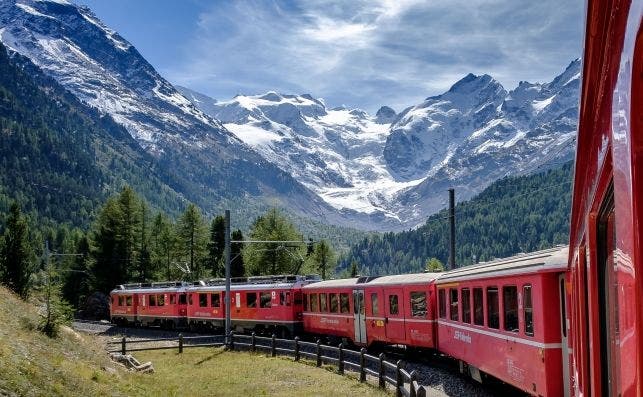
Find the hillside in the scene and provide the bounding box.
[340,162,572,275]
[0,286,386,396]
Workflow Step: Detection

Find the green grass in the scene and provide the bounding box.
[0,286,389,396]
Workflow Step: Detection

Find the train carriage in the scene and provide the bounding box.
[302,273,441,348]
[186,275,313,338]
[435,246,569,397]
[569,0,642,396]
[110,282,189,328]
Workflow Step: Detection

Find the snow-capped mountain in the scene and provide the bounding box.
[0,0,349,227]
[0,0,579,231]
[180,60,578,229]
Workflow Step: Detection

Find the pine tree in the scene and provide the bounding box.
[206,215,225,277]
[312,239,335,279]
[425,257,444,272]
[349,259,359,278]
[151,212,176,280]
[178,203,207,279]
[91,197,126,293]
[243,208,305,275]
[117,186,140,278]
[0,202,34,299]
[137,201,152,281]
[230,229,245,278]
[62,235,92,309]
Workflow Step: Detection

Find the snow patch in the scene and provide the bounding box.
[532,95,555,112]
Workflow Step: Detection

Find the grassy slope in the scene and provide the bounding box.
[0,286,387,396]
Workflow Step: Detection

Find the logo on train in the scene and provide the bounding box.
[320,317,340,325]
[454,330,472,343]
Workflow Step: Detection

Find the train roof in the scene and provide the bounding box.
[366,272,441,285]
[111,281,189,294]
[436,245,569,283]
[302,272,441,289]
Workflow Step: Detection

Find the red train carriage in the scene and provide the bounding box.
[302,273,441,348]
[186,275,314,338]
[435,246,569,397]
[110,282,189,328]
[570,1,642,396]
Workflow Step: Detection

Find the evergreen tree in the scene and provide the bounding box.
[62,235,92,309]
[312,240,335,279]
[0,202,34,298]
[137,201,152,281]
[91,197,126,293]
[425,257,445,272]
[231,229,245,278]
[178,203,207,279]
[206,215,226,277]
[152,212,177,280]
[117,186,140,277]
[243,208,305,275]
[349,259,359,278]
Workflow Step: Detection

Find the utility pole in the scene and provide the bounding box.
[224,209,231,347]
[448,188,456,270]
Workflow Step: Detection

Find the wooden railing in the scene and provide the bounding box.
[108,333,428,397]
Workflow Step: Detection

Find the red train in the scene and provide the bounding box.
[568,0,642,396]
[109,2,642,395]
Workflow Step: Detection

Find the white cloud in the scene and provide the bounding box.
[167,0,583,113]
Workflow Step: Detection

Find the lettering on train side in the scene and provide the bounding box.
[454,330,472,343]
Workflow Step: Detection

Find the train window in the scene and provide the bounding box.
[487,287,499,329]
[473,288,484,325]
[126,296,132,306]
[260,292,272,308]
[330,294,339,313]
[411,291,427,317]
[310,293,319,312]
[247,292,257,308]
[188,294,193,305]
[389,295,399,315]
[170,294,176,305]
[449,289,459,321]
[211,293,221,308]
[503,286,518,332]
[319,293,328,312]
[179,294,187,305]
[523,285,533,336]
[371,293,379,316]
[303,294,309,311]
[118,296,124,306]
[279,291,289,306]
[340,293,350,313]
[199,293,208,307]
[294,292,302,306]
[461,289,471,324]
[158,295,165,306]
[149,294,156,306]
[438,289,446,319]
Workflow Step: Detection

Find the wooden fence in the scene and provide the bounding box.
[108,333,427,397]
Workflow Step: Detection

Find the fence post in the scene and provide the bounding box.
[359,348,366,382]
[378,353,386,389]
[121,337,126,355]
[396,360,403,397]
[178,333,183,354]
[338,343,344,374]
[251,332,256,352]
[271,334,277,357]
[229,331,234,351]
[410,370,417,397]
[294,337,300,361]
[316,339,322,367]
[417,385,426,397]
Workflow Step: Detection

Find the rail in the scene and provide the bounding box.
[108,333,427,397]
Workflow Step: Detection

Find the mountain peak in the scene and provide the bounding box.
[446,73,500,95]
[375,106,396,124]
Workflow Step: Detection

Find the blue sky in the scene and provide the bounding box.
[76,0,584,113]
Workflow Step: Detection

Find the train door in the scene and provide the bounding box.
[597,189,620,396]
[559,274,570,397]
[353,289,367,344]
[385,288,405,342]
